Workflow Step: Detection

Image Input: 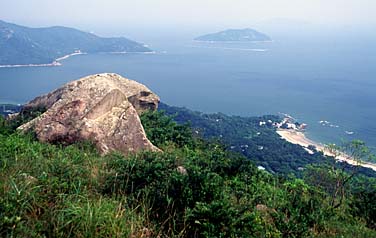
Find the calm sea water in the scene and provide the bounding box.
[0,33,375,150]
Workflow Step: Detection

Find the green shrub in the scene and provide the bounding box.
[0,108,375,237]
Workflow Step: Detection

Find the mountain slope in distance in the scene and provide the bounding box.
[0,20,151,65]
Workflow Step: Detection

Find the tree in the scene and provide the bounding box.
[305,140,375,209]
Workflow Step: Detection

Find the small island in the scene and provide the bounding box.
[195,28,271,42]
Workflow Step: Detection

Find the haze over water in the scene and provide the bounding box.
[1,29,375,151]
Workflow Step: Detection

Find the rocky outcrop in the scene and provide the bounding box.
[19,73,160,155]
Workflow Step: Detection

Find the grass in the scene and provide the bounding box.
[0,111,375,237]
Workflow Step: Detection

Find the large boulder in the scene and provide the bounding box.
[19,73,160,155]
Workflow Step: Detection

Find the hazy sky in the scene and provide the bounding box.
[1,0,375,33]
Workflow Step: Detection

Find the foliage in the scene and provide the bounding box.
[158,103,376,178]
[140,110,195,148]
[0,109,375,237]
[305,141,375,209]
[0,105,45,136]
[349,176,376,229]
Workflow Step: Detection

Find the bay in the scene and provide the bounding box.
[1,33,375,151]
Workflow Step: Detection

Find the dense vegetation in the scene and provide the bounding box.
[159,103,376,177]
[0,109,375,237]
[3,103,375,177]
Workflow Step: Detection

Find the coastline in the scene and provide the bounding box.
[55,51,86,61]
[0,61,62,68]
[0,51,154,68]
[277,129,376,171]
[0,51,85,68]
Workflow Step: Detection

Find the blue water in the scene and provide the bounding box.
[0,33,375,151]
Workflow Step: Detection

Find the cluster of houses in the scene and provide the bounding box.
[258,114,307,131]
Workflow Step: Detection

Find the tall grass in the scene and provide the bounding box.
[0,111,375,237]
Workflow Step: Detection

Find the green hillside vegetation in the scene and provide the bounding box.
[159,103,376,177]
[3,103,375,178]
[0,110,375,237]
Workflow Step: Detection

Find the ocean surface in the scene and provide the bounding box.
[1,32,375,151]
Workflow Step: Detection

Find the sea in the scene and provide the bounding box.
[0,30,375,151]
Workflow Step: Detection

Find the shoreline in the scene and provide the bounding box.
[0,51,85,68]
[0,51,154,68]
[0,61,62,68]
[55,51,86,62]
[277,129,376,171]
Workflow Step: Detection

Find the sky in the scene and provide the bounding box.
[1,0,375,36]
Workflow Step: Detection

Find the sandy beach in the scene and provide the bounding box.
[0,61,62,68]
[0,51,86,68]
[277,129,376,171]
[55,51,86,62]
[0,51,156,68]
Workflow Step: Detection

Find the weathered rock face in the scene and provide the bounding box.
[19,73,160,155]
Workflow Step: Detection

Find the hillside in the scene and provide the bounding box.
[2,102,375,178]
[0,108,375,237]
[0,20,151,65]
[195,28,271,42]
[159,103,376,177]
[0,73,375,236]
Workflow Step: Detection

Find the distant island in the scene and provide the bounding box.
[0,20,152,66]
[195,28,271,42]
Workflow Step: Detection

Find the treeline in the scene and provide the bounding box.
[159,103,376,177]
[3,103,375,177]
[0,110,375,237]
